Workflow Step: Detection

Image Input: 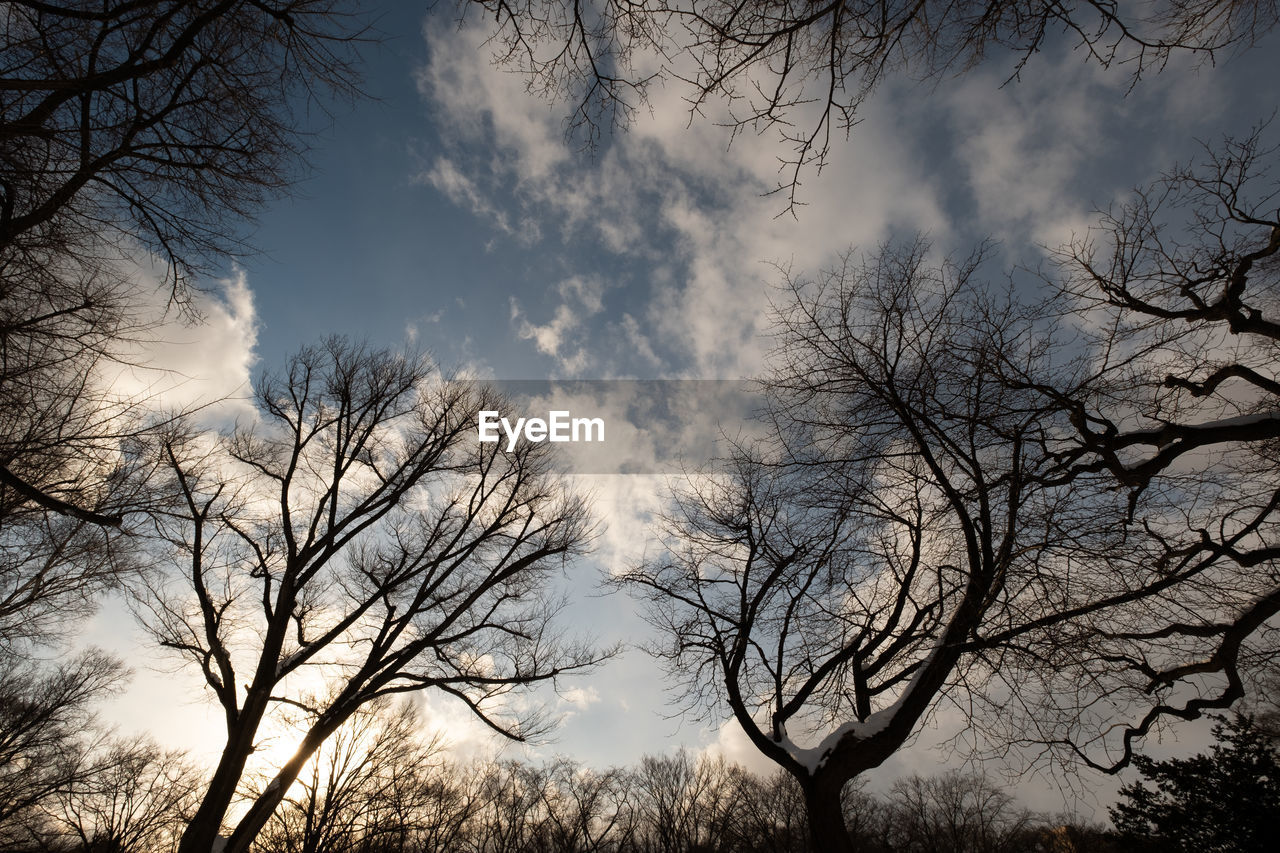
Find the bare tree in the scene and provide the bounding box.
[0,0,370,654]
[459,0,1278,206]
[991,127,1280,770]
[369,761,480,853]
[252,698,444,853]
[629,750,744,853]
[0,650,127,847]
[620,127,1280,848]
[0,0,366,300]
[0,501,145,654]
[536,758,637,853]
[143,338,605,853]
[462,759,551,853]
[40,736,201,853]
[722,768,806,853]
[884,770,1036,853]
[618,237,1211,849]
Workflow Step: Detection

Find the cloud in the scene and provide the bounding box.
[510,276,606,374]
[700,718,785,777]
[619,314,659,367]
[938,39,1249,257]
[415,5,1268,381]
[417,21,946,379]
[417,156,541,244]
[108,265,259,425]
[561,686,601,711]
[942,56,1123,250]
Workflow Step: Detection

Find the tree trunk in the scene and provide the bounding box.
[803,775,855,853]
[223,716,347,853]
[178,720,265,853]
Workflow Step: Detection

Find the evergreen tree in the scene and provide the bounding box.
[1110,716,1280,852]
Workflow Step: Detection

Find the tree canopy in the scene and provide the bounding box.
[143,339,605,853]
[621,128,1280,849]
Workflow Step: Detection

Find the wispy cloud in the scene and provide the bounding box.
[416,23,946,379]
[510,276,606,374]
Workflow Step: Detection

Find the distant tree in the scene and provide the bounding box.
[725,768,811,853]
[252,698,444,853]
[538,758,637,853]
[884,770,1035,853]
[0,648,124,840]
[631,750,741,853]
[43,736,200,853]
[142,338,605,853]
[462,760,551,853]
[460,0,1278,204]
[1110,715,1280,852]
[377,761,480,853]
[1031,821,1122,853]
[0,650,126,847]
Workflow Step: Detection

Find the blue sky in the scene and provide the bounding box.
[84,3,1280,818]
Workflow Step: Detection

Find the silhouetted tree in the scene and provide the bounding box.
[372,761,479,853]
[460,0,1278,204]
[42,736,200,853]
[1248,662,1280,741]
[0,650,126,847]
[999,128,1280,769]
[240,743,1116,853]
[619,236,1163,849]
[252,698,443,853]
[142,338,604,853]
[0,0,367,512]
[538,758,637,853]
[885,770,1035,853]
[0,0,366,299]
[1030,821,1122,853]
[0,0,370,660]
[463,760,550,853]
[724,768,812,853]
[1110,715,1280,852]
[621,125,1280,849]
[631,750,739,853]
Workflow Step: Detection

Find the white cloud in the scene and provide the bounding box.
[417,156,541,244]
[512,299,575,357]
[108,266,259,425]
[561,686,601,711]
[419,22,947,379]
[511,276,606,374]
[940,40,1243,255]
[945,59,1120,250]
[619,314,659,367]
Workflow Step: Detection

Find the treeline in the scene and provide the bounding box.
[250,755,1115,853]
[7,752,1115,853]
[2,694,1113,853]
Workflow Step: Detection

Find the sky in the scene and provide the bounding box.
[79,2,1280,820]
